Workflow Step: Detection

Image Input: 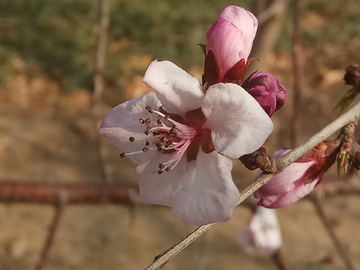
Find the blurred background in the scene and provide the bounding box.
[0,0,360,269]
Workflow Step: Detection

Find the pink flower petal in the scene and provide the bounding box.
[98,92,162,165]
[171,150,239,226]
[206,6,258,81]
[259,179,319,208]
[201,83,273,159]
[143,60,204,117]
[254,160,314,198]
[207,20,245,80]
[217,5,258,59]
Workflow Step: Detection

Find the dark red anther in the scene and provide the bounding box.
[158,163,165,169]
[146,105,153,113]
[144,127,151,135]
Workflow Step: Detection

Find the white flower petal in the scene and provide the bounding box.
[237,207,281,254]
[172,150,240,226]
[135,154,187,207]
[202,83,273,159]
[98,92,162,165]
[143,60,204,116]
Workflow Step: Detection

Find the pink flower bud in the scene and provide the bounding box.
[204,5,258,85]
[254,142,338,208]
[242,71,287,117]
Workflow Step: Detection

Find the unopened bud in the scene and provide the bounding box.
[344,64,360,87]
[242,71,286,117]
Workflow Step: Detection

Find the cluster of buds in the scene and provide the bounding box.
[245,119,360,209]
[253,141,339,208]
[335,64,360,112]
[201,6,286,118]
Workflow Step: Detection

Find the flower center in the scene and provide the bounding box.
[120,105,214,174]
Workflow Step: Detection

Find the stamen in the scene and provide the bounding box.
[159,106,169,115]
[159,139,192,171]
[156,143,162,151]
[158,163,165,169]
[144,127,151,135]
[137,105,200,173]
[146,105,153,113]
[169,127,176,136]
[120,148,155,158]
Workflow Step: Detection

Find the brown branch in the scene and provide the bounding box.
[0,181,140,205]
[312,177,360,196]
[34,204,64,270]
[271,250,290,270]
[250,0,288,72]
[0,179,359,206]
[92,0,112,183]
[310,197,355,270]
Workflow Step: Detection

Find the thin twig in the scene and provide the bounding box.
[34,204,64,270]
[291,0,303,147]
[145,224,214,270]
[144,100,360,270]
[310,197,355,270]
[271,250,290,270]
[196,231,208,270]
[278,101,360,167]
[92,0,111,183]
[257,0,286,25]
[250,0,288,72]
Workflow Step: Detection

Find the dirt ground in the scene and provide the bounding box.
[0,55,360,270]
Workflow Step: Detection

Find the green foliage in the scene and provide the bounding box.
[0,0,98,90]
[1,0,359,92]
[0,0,251,91]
